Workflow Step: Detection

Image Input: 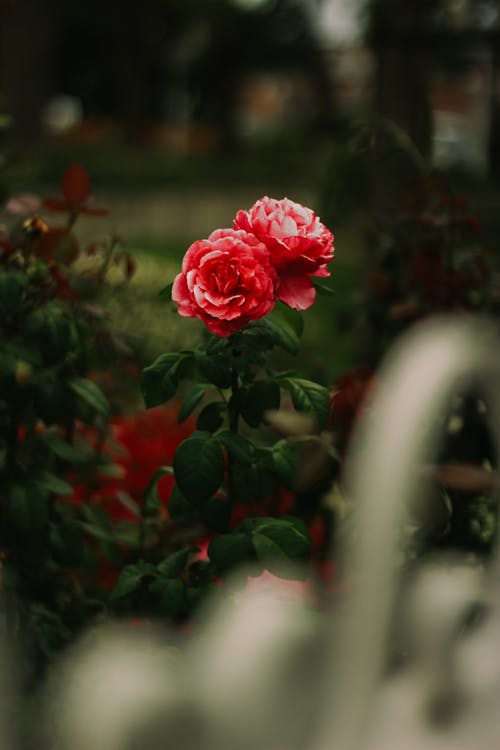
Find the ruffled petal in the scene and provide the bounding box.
[277,275,316,311]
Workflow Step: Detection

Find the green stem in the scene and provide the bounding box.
[67,211,78,230]
[229,368,240,433]
[227,366,240,505]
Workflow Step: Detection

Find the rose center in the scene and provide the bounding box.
[210,261,241,294]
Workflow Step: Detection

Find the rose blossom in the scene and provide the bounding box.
[234,196,334,310]
[172,228,277,336]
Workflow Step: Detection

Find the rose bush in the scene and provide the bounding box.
[234,196,334,310]
[135,196,337,619]
[172,228,277,336]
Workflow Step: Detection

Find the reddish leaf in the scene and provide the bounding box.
[61,163,90,206]
[43,197,70,213]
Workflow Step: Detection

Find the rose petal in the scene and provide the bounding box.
[277,275,316,310]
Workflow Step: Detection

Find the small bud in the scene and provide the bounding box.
[23,214,48,239]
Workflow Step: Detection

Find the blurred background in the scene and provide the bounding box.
[1,0,500,381]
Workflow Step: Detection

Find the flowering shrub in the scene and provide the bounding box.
[0,164,144,665]
[0,176,339,678]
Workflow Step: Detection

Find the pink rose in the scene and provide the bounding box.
[172,228,277,336]
[234,196,334,310]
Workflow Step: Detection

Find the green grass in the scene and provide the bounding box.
[6,135,329,194]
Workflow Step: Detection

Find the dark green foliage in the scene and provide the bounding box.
[174,431,226,502]
[279,376,330,429]
[208,516,310,579]
[0,223,121,674]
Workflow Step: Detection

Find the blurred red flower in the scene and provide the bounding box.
[71,404,195,521]
[329,365,374,454]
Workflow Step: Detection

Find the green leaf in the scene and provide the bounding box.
[0,271,28,314]
[141,352,182,408]
[232,459,274,502]
[111,521,141,549]
[80,503,112,529]
[174,432,225,502]
[281,514,310,537]
[77,521,114,543]
[313,280,335,296]
[110,560,156,601]
[271,440,298,489]
[7,339,43,368]
[25,304,80,365]
[187,559,217,587]
[185,585,211,611]
[8,484,49,538]
[68,377,110,417]
[159,282,173,300]
[208,532,254,573]
[142,466,173,516]
[240,380,281,428]
[49,521,84,567]
[77,504,113,541]
[216,431,254,465]
[168,484,199,525]
[248,313,300,355]
[40,432,86,463]
[35,372,68,423]
[29,604,72,656]
[34,471,73,496]
[148,577,185,617]
[276,303,304,337]
[194,349,232,389]
[178,384,207,423]
[157,547,198,578]
[250,518,310,578]
[114,491,141,518]
[197,401,226,432]
[200,496,231,532]
[280,377,330,429]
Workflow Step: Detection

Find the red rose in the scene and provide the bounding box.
[172,228,277,336]
[234,196,334,311]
